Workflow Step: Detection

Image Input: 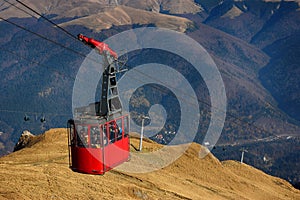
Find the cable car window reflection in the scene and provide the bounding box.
[103,125,109,145]
[76,125,88,147]
[116,119,122,141]
[91,126,100,148]
[109,121,117,143]
[101,125,108,147]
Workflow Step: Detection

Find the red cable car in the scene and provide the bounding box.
[67,116,130,175]
[67,34,130,175]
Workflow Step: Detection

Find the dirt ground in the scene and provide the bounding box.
[0,128,299,199]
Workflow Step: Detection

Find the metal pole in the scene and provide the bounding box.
[139,115,149,151]
[241,150,245,164]
[139,118,145,151]
[240,149,247,164]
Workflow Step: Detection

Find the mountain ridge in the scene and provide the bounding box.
[59,5,193,32]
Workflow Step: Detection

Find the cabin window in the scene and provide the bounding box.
[101,125,108,146]
[69,123,76,146]
[123,116,129,137]
[91,126,100,148]
[76,125,89,147]
[116,119,123,141]
[108,121,117,143]
[103,125,109,145]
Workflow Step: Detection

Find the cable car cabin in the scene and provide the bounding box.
[68,34,129,175]
[67,115,130,175]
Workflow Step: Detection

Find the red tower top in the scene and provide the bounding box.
[77,34,118,59]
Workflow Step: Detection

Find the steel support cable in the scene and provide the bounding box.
[0,70,275,140]
[2,0,38,19]
[0,4,281,137]
[0,16,100,65]
[14,0,78,40]
[0,1,213,125]
[0,46,280,138]
[0,17,278,137]
[3,0,207,109]
[123,69,278,139]
[0,46,76,81]
[3,0,91,54]
[5,0,116,49]
[0,108,70,117]
[127,66,264,129]
[0,15,202,110]
[1,45,210,123]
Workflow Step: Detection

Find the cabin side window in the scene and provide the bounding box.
[123,116,129,137]
[109,121,117,143]
[103,125,109,146]
[106,120,124,143]
[116,119,123,141]
[69,123,76,146]
[76,125,89,147]
[91,126,100,148]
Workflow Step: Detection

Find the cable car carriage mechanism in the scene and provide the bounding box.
[67,34,130,175]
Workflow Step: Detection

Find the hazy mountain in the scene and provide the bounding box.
[202,0,300,121]
[204,0,300,45]
[0,129,299,199]
[0,0,299,188]
[260,33,300,121]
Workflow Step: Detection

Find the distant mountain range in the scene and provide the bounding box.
[0,0,299,187]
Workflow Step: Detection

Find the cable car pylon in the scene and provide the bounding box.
[67,34,130,175]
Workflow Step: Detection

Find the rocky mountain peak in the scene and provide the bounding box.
[13,130,37,152]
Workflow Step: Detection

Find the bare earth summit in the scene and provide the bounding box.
[0,128,299,200]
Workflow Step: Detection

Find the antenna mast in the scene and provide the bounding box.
[240,148,248,164]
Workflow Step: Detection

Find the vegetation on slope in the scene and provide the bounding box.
[0,128,299,199]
